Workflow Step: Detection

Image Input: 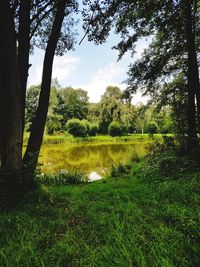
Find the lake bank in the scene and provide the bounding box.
[0,156,199,266]
[24,133,165,145]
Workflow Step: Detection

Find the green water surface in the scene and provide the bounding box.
[39,140,149,179]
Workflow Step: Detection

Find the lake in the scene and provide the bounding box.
[39,140,150,180]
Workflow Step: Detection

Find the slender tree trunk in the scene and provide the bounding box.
[23,0,67,171]
[0,37,5,169]
[184,0,199,152]
[0,1,23,172]
[18,0,31,136]
[192,0,200,131]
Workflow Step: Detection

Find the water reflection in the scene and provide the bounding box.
[39,142,148,177]
[89,171,102,181]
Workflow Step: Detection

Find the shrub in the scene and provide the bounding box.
[89,123,99,136]
[66,119,87,137]
[159,156,179,175]
[120,124,127,135]
[82,120,91,135]
[108,121,122,137]
[146,121,158,136]
[111,164,131,177]
[127,125,136,134]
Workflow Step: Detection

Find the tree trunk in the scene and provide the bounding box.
[23,0,67,171]
[18,0,31,136]
[184,0,199,152]
[192,0,200,132]
[0,1,23,173]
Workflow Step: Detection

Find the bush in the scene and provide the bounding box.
[120,124,128,135]
[159,156,180,175]
[82,120,91,135]
[146,121,158,136]
[111,164,131,177]
[89,123,99,136]
[127,125,136,134]
[66,119,87,137]
[108,121,122,137]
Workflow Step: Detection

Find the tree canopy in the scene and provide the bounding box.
[83,0,200,151]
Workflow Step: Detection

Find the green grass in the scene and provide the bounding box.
[24,132,165,145]
[0,156,199,267]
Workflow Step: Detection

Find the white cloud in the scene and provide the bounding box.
[52,56,81,83]
[131,92,148,105]
[28,55,81,86]
[79,62,125,102]
[28,55,147,104]
[78,62,148,104]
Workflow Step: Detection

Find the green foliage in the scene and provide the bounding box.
[66,119,87,137]
[146,136,200,178]
[0,154,199,266]
[87,103,101,124]
[26,82,175,137]
[25,85,40,131]
[159,156,182,176]
[170,77,188,136]
[111,163,131,177]
[37,170,87,185]
[89,123,99,136]
[55,87,89,126]
[46,114,62,135]
[146,121,158,135]
[134,104,150,134]
[98,86,136,134]
[83,0,200,149]
[25,84,63,133]
[82,119,91,134]
[108,121,122,137]
[99,86,122,133]
[66,119,97,137]
[26,84,91,135]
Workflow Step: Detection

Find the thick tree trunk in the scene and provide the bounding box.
[23,0,67,171]
[184,0,199,152]
[0,1,23,172]
[18,0,31,136]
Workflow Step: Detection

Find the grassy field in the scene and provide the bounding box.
[0,156,199,266]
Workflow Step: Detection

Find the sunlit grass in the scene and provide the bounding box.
[0,157,199,266]
[24,132,166,146]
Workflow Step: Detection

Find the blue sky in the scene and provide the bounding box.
[28,8,149,104]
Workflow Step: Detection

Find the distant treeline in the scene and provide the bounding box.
[26,81,175,136]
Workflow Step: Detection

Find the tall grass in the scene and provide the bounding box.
[0,154,199,266]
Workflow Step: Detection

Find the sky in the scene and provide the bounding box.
[28,8,149,104]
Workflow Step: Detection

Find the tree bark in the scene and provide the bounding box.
[184,0,199,151]
[18,0,31,136]
[0,1,23,172]
[23,0,67,171]
[192,0,200,132]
